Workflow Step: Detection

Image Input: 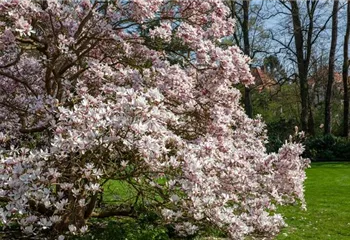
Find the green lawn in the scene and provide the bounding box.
[277,162,350,240]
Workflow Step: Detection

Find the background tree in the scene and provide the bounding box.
[263,55,288,83]
[342,0,350,137]
[324,1,339,135]
[227,0,271,117]
[243,0,252,117]
[269,0,335,135]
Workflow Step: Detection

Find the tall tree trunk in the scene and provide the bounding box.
[299,75,309,133]
[290,1,309,132]
[343,1,350,137]
[242,0,252,117]
[308,101,315,136]
[324,1,339,135]
[244,87,252,117]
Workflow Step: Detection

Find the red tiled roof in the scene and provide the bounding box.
[308,67,343,86]
[251,67,276,89]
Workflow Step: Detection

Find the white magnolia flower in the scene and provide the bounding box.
[80,225,88,233]
[85,183,100,193]
[58,235,65,240]
[68,224,77,233]
[120,160,128,168]
[78,199,86,207]
[170,194,180,203]
[84,163,95,170]
[23,225,34,234]
[71,188,80,197]
[49,215,61,223]
[38,218,52,229]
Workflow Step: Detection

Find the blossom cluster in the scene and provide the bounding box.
[0,0,309,239]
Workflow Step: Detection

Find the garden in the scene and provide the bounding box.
[2,162,349,239]
[1,1,350,240]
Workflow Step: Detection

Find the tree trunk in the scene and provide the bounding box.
[300,74,309,133]
[244,87,252,117]
[54,202,86,233]
[290,1,309,133]
[242,0,253,118]
[324,1,339,135]
[343,1,350,137]
[308,103,315,136]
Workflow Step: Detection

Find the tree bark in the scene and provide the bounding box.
[244,87,252,117]
[324,1,339,135]
[91,206,134,218]
[308,103,315,136]
[242,0,253,118]
[53,199,87,233]
[290,1,309,133]
[343,1,350,137]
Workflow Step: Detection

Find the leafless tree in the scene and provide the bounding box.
[324,1,339,135]
[342,1,350,137]
[271,0,336,135]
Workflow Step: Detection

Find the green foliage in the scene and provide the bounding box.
[253,83,300,124]
[266,118,297,153]
[102,180,136,203]
[72,217,169,240]
[304,135,350,161]
[71,215,226,240]
[263,55,287,82]
[71,179,225,240]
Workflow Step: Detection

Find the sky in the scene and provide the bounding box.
[242,0,348,74]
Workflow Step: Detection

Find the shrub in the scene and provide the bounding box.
[304,135,350,161]
[266,119,298,153]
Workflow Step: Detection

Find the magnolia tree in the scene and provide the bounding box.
[0,0,309,239]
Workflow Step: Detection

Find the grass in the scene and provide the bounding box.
[102,179,135,203]
[277,162,350,240]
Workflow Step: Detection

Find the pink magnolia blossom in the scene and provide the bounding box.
[0,1,309,239]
